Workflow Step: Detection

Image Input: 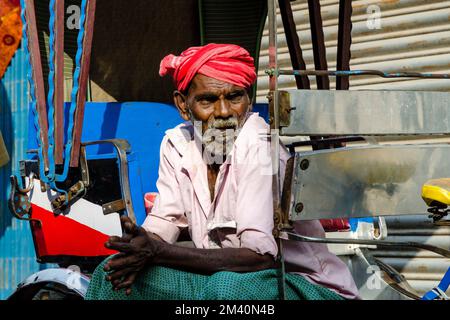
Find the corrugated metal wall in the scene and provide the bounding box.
[256,0,450,296]
[0,46,47,300]
[256,0,450,102]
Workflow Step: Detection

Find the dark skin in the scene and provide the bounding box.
[104,75,275,295]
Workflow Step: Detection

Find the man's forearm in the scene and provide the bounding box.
[153,242,276,275]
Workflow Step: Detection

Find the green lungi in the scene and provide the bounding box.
[86,257,344,300]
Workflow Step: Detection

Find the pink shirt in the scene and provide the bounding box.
[142,112,360,299]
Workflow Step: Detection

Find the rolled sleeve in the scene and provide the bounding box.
[141,136,188,244]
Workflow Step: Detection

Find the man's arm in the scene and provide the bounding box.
[105,218,275,275]
[103,216,276,293]
[155,241,275,274]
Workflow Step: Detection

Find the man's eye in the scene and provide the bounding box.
[199,99,212,105]
[229,95,243,103]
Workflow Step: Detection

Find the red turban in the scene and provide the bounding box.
[159,43,257,92]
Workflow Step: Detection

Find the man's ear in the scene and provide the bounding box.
[173,91,190,121]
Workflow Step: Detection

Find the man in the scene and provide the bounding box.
[86,43,359,300]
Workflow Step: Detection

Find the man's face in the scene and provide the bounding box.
[174,74,251,161]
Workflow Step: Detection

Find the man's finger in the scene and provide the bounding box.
[120,215,140,236]
[104,253,142,271]
[106,267,135,282]
[108,236,124,243]
[105,241,134,253]
[114,273,138,290]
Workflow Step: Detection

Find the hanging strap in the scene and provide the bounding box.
[20,0,50,184]
[422,267,450,300]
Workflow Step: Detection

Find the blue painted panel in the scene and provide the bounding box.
[0,46,50,300]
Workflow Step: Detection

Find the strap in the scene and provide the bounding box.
[422,267,450,300]
[20,0,50,184]
[56,0,88,182]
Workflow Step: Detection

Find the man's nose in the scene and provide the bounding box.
[214,98,232,118]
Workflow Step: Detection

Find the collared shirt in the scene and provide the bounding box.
[142,112,360,299]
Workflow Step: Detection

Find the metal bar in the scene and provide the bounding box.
[307,0,329,89]
[268,0,281,233]
[54,0,65,165]
[24,0,49,171]
[277,69,450,79]
[268,0,285,300]
[82,139,136,224]
[280,90,450,136]
[70,0,96,168]
[280,231,450,259]
[336,0,352,90]
[268,0,280,216]
[278,0,310,89]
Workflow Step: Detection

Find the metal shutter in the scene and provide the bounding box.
[257,0,450,102]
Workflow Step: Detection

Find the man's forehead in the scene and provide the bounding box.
[189,74,246,93]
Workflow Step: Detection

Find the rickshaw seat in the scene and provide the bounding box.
[422,178,450,207]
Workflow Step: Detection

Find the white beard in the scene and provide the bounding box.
[202,128,239,164]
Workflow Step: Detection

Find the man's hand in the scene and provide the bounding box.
[103,216,165,295]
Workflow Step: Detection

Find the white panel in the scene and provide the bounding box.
[30,182,122,237]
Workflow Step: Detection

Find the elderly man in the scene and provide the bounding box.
[86,43,359,300]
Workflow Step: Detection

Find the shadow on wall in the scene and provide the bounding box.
[0,81,14,239]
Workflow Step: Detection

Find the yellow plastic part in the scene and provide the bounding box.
[421,178,450,207]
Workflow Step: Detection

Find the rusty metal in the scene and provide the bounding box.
[54,0,65,165]
[70,0,97,168]
[102,199,126,215]
[51,180,86,211]
[8,174,41,225]
[278,69,450,79]
[307,0,329,89]
[79,146,90,187]
[278,0,310,89]
[280,157,295,229]
[278,90,292,127]
[336,0,352,90]
[24,0,49,171]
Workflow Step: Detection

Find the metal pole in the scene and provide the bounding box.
[268,0,281,233]
[278,0,310,89]
[268,0,286,301]
[277,69,450,79]
[336,0,352,90]
[307,0,329,89]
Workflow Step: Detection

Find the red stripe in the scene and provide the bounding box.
[31,204,117,257]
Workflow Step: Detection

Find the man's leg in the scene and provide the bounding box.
[86,257,208,300]
[199,269,345,300]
